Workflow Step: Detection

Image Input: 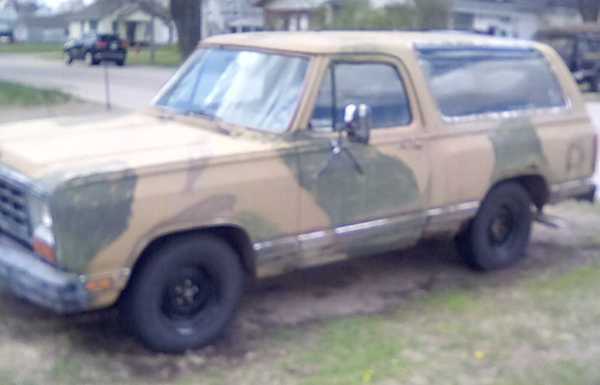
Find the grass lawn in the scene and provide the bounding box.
[0,42,182,67]
[126,44,182,67]
[0,42,62,54]
[0,81,71,106]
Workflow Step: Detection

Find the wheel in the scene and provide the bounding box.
[120,235,244,353]
[85,51,98,66]
[456,182,532,271]
[64,51,73,65]
[590,73,600,93]
[116,56,126,67]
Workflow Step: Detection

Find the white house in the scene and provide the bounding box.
[68,0,175,45]
[0,3,17,34]
[14,13,69,42]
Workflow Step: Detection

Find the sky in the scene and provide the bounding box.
[42,0,92,10]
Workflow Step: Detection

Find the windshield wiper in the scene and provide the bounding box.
[186,108,214,119]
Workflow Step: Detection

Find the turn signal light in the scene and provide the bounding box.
[85,277,114,292]
[33,237,56,264]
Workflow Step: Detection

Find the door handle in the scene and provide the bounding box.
[398,138,424,150]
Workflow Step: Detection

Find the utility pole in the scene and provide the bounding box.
[236,0,242,33]
[103,59,111,111]
[149,15,156,65]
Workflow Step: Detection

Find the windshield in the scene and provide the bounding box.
[155,48,309,134]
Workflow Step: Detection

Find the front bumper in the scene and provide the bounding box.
[0,234,90,313]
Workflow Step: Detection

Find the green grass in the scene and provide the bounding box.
[0,81,71,106]
[0,42,62,54]
[124,44,182,67]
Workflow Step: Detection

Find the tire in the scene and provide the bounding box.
[590,73,600,93]
[116,57,126,67]
[456,182,533,271]
[121,235,244,353]
[64,51,73,65]
[85,51,98,66]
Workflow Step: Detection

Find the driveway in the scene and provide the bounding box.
[0,54,175,110]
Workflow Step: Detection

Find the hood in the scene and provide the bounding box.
[0,112,276,189]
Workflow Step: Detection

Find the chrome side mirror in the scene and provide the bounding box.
[344,104,371,145]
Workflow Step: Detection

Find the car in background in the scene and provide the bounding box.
[64,33,127,66]
[0,29,14,44]
[535,24,600,91]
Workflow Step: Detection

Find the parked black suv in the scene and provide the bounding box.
[0,30,14,44]
[535,24,600,91]
[64,33,127,66]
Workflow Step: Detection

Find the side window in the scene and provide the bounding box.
[310,62,412,132]
[418,48,566,118]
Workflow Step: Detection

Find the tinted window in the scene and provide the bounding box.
[310,62,411,131]
[418,48,566,118]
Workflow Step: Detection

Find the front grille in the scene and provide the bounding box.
[0,177,30,244]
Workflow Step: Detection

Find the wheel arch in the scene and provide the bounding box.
[121,225,257,300]
[491,174,550,210]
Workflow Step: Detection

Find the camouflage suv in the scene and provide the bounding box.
[0,32,595,352]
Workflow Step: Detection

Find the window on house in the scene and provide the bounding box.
[89,19,98,31]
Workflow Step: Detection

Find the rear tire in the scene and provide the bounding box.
[85,51,99,66]
[590,73,600,93]
[120,235,244,353]
[456,182,532,271]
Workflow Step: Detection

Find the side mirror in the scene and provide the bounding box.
[344,104,371,144]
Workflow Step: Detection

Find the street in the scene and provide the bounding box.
[0,54,175,110]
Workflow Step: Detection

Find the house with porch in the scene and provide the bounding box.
[68,0,175,46]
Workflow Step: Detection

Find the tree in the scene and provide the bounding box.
[315,0,415,30]
[3,0,39,16]
[170,0,202,60]
[578,0,600,22]
[415,0,453,30]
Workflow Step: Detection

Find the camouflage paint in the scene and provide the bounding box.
[50,169,138,273]
[489,119,548,183]
[297,139,421,227]
[235,211,282,241]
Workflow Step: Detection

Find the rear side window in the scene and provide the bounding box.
[418,47,566,118]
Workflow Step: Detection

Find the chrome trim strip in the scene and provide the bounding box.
[253,201,481,265]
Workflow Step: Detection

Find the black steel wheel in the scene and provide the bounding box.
[456,182,533,271]
[121,235,244,353]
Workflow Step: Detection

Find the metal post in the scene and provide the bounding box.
[103,59,111,111]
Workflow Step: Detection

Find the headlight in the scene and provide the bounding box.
[29,196,56,264]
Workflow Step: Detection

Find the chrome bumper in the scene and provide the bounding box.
[0,234,90,313]
[549,179,596,204]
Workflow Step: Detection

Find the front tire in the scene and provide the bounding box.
[457,182,533,271]
[121,235,244,353]
[64,51,73,65]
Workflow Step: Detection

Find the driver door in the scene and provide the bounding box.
[295,55,431,261]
